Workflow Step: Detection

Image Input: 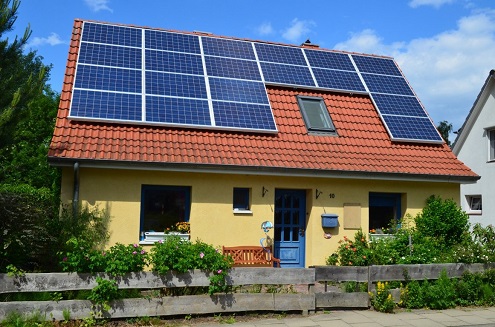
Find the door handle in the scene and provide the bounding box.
[299,228,305,236]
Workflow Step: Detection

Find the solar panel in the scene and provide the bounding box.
[145,50,203,74]
[82,22,141,47]
[71,90,142,121]
[255,43,306,65]
[213,101,276,130]
[305,50,355,71]
[381,115,443,142]
[352,55,402,76]
[146,96,211,125]
[261,62,315,87]
[362,74,414,96]
[70,21,443,142]
[312,68,366,92]
[145,29,200,54]
[205,56,261,81]
[371,94,427,117]
[202,37,256,60]
[209,78,269,104]
[75,65,141,93]
[79,43,142,69]
[146,71,207,98]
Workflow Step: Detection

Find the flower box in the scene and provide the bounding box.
[369,234,395,242]
[141,232,189,244]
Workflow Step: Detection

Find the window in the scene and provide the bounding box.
[369,193,402,233]
[233,188,250,212]
[489,129,495,161]
[140,185,191,235]
[296,96,336,133]
[467,195,482,212]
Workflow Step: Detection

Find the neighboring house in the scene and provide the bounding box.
[452,70,495,226]
[48,20,478,268]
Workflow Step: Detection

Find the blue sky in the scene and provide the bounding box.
[8,0,495,133]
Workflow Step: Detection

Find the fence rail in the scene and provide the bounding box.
[1,263,494,320]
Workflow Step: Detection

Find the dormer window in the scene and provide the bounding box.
[297,96,336,134]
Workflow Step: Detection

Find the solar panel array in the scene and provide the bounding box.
[70,21,443,142]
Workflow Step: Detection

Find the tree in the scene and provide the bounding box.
[0,0,49,149]
[437,120,453,146]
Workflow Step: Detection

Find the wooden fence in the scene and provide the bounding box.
[1,263,495,321]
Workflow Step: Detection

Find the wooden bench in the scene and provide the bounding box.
[222,246,281,267]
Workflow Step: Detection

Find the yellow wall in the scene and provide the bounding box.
[60,167,460,267]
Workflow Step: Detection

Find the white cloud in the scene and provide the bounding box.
[409,0,455,8]
[84,0,113,12]
[25,33,66,48]
[257,22,274,36]
[282,18,315,43]
[334,10,495,130]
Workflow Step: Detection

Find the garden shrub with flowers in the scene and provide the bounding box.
[150,236,233,294]
[59,235,233,297]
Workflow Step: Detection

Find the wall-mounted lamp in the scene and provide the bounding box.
[262,186,269,197]
[316,189,323,199]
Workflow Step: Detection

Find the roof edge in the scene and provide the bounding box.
[452,69,495,154]
[48,157,480,184]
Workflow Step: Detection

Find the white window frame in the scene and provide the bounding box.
[466,195,482,214]
[489,129,495,162]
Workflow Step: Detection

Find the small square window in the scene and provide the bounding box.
[233,188,250,211]
[297,96,336,134]
[467,195,482,212]
[489,130,495,161]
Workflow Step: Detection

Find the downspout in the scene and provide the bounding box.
[73,162,80,222]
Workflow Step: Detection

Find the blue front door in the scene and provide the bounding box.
[274,189,306,268]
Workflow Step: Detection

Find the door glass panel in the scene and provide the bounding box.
[284,211,291,224]
[285,194,292,207]
[275,195,282,207]
[284,227,291,241]
[275,211,282,224]
[293,227,299,241]
[293,212,299,225]
[293,196,300,208]
[275,227,281,241]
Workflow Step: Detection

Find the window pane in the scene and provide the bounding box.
[490,130,495,161]
[233,188,249,210]
[469,196,482,211]
[141,186,190,233]
[297,96,335,132]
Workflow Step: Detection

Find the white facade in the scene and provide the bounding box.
[453,70,495,226]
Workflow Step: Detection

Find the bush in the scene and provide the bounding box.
[415,195,469,247]
[325,230,370,266]
[0,184,57,272]
[150,236,234,294]
[370,281,395,313]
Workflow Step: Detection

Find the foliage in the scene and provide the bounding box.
[0,184,57,272]
[325,230,370,266]
[369,281,395,313]
[422,270,456,309]
[59,239,148,276]
[87,277,119,314]
[414,195,469,247]
[150,236,234,294]
[437,120,453,146]
[0,310,49,327]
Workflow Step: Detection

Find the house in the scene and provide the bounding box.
[452,70,495,226]
[48,19,479,268]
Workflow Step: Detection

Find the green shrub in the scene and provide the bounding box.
[414,195,469,247]
[150,236,233,294]
[369,281,395,313]
[325,230,370,266]
[423,270,456,309]
[400,280,424,309]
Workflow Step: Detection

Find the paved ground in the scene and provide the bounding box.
[195,307,495,327]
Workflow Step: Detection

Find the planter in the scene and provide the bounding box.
[141,232,190,244]
[369,234,395,242]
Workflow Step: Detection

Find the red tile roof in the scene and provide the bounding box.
[48,19,478,182]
